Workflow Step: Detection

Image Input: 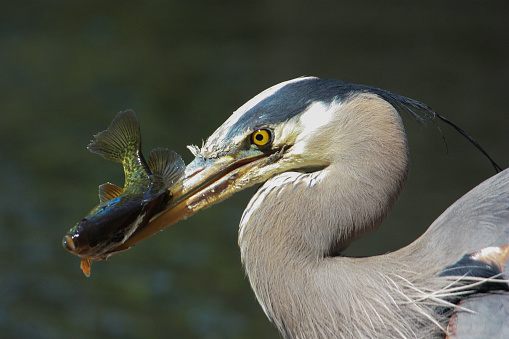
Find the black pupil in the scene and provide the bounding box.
[256,133,264,141]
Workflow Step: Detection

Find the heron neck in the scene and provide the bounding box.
[237,93,416,337]
[238,161,412,337]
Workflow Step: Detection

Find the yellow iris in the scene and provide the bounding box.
[251,129,272,146]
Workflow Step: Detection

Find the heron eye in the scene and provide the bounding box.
[251,129,272,147]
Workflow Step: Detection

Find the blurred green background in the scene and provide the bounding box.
[1,1,508,338]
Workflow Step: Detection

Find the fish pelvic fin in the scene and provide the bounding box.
[99,182,124,204]
[80,257,93,277]
[147,148,185,186]
[88,110,142,163]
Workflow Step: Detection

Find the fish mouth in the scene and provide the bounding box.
[62,232,95,276]
[62,233,113,260]
[61,232,105,261]
[112,149,284,252]
[62,234,76,252]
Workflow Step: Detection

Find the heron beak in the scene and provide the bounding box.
[113,149,283,252]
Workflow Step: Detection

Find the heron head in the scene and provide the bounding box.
[114,77,410,251]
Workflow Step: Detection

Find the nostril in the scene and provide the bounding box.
[62,234,76,252]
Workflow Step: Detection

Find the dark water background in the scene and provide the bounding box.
[1,1,508,338]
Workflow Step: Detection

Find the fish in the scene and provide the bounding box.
[62,110,185,276]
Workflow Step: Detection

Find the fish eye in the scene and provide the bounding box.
[251,129,273,147]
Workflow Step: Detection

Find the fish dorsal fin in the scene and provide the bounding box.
[88,110,142,163]
[99,182,124,204]
[147,148,185,186]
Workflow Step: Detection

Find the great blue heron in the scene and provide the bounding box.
[119,77,509,338]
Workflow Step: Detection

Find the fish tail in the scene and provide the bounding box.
[88,110,141,163]
[147,148,185,185]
